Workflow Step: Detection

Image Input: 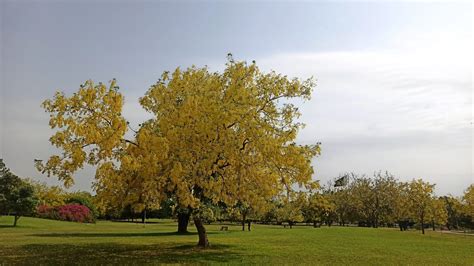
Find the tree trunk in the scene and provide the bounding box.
[289,221,293,229]
[421,215,425,235]
[242,213,246,231]
[247,220,251,231]
[178,212,190,233]
[13,215,19,227]
[432,220,435,231]
[141,209,146,224]
[194,217,209,248]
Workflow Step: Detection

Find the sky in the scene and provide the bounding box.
[0,1,472,196]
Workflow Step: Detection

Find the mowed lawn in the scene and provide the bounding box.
[1,216,473,265]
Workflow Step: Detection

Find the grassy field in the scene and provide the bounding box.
[1,216,473,265]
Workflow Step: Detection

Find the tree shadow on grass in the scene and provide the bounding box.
[0,225,14,228]
[0,242,244,265]
[30,231,219,238]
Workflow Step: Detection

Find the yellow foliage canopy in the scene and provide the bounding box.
[38,58,320,214]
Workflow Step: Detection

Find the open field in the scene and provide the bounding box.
[1,216,473,265]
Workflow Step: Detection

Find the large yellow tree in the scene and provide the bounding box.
[37,57,319,247]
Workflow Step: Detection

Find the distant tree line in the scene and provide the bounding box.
[94,170,474,234]
[290,172,474,234]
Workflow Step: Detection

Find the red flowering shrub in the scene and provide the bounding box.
[36,204,94,223]
[57,204,94,223]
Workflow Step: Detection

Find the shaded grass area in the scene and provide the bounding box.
[1,243,240,265]
[1,216,473,265]
[29,231,201,237]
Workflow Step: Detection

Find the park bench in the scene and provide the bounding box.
[220,226,228,231]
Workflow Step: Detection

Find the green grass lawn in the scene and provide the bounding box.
[1,216,473,265]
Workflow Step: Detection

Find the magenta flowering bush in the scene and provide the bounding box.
[57,204,94,223]
[36,204,94,223]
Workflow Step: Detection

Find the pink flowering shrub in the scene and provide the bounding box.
[36,204,94,223]
[57,204,94,223]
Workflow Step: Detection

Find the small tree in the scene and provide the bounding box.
[463,185,474,222]
[304,192,335,227]
[441,196,463,230]
[196,204,215,225]
[0,159,37,226]
[407,179,434,234]
[329,174,358,226]
[276,192,306,228]
[233,201,268,231]
[390,181,412,231]
[427,197,448,231]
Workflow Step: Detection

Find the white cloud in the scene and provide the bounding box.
[257,47,471,136]
[254,38,472,195]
